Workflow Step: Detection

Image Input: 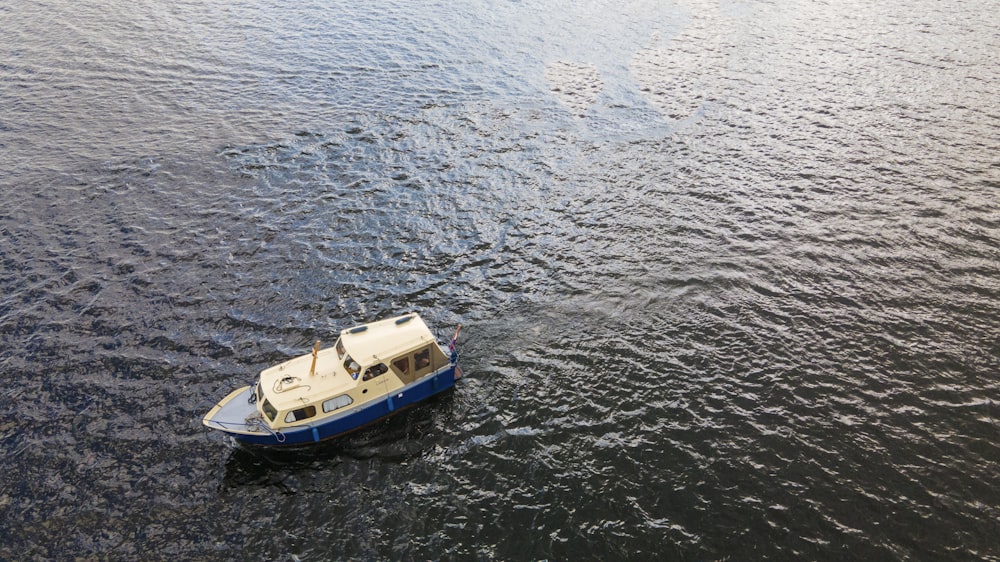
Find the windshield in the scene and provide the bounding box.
[262,399,277,422]
[343,354,360,379]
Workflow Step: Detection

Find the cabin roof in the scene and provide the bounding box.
[257,313,438,411]
[339,313,436,365]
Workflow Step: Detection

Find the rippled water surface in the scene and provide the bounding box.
[2,0,999,559]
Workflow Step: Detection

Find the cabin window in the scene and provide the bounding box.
[323,394,354,413]
[336,338,346,359]
[344,354,361,379]
[393,356,410,374]
[284,405,316,423]
[363,363,388,381]
[256,382,264,403]
[262,399,277,422]
[414,347,432,371]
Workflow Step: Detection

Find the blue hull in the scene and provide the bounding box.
[233,365,458,446]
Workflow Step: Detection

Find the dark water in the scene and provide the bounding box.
[2,0,999,559]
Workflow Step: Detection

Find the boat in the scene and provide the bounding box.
[203,312,462,446]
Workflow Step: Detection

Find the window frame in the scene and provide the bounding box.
[322,394,354,413]
[262,399,277,422]
[392,356,410,375]
[363,362,389,381]
[414,347,432,373]
[343,354,361,379]
[284,405,317,423]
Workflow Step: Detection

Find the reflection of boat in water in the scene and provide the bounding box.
[203,313,462,446]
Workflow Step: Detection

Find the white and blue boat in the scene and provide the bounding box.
[203,313,462,446]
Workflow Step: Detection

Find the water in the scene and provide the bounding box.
[2,0,998,559]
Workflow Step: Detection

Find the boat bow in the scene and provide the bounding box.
[202,386,261,435]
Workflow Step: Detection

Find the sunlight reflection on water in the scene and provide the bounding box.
[1,0,998,559]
